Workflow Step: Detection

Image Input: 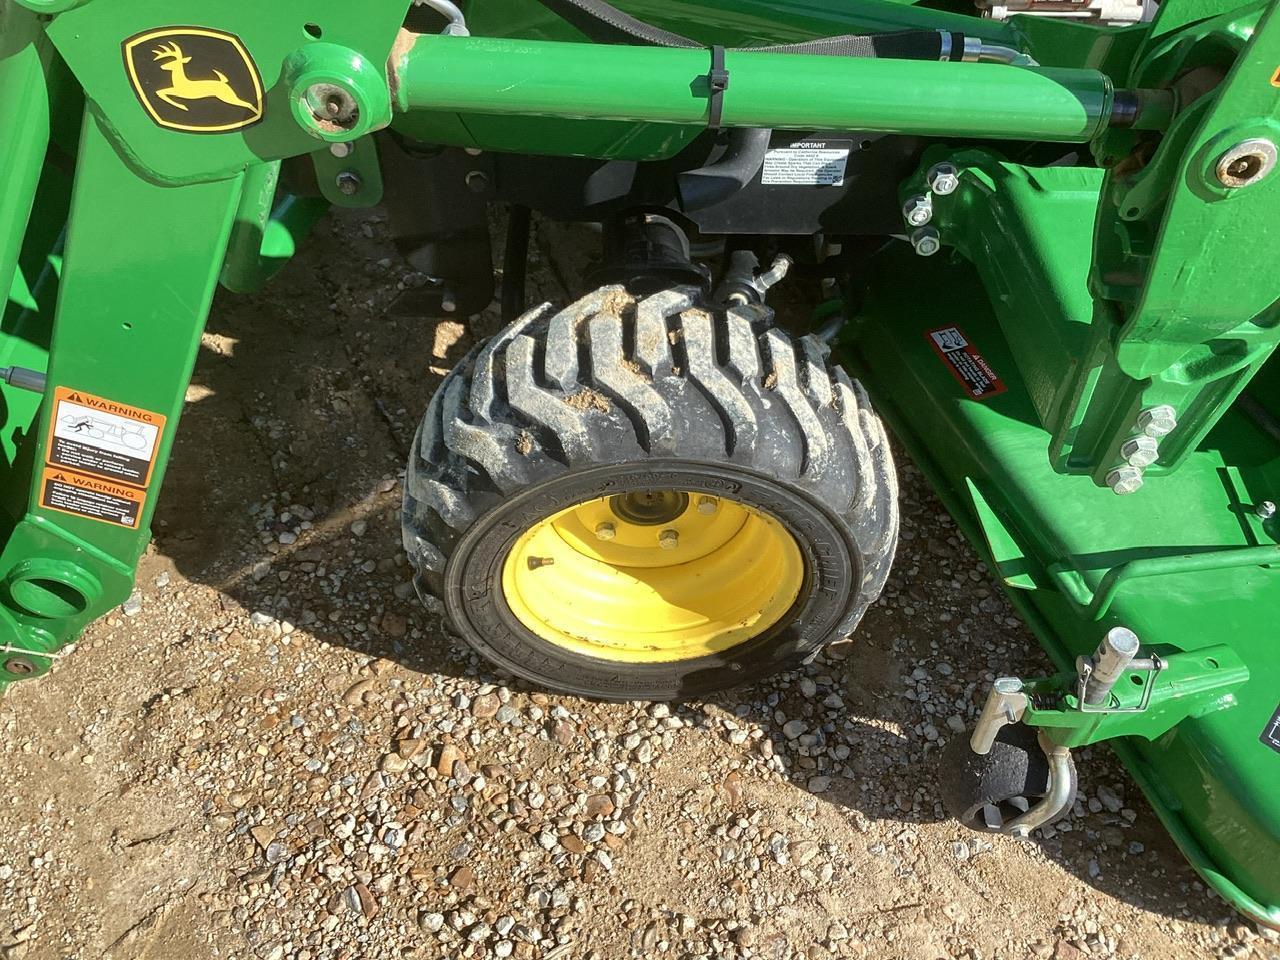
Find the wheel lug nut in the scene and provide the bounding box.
[658,529,679,550]
[696,497,718,515]
[594,521,616,541]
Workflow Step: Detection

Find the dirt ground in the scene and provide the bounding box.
[0,208,1273,960]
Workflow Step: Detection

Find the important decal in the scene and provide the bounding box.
[47,387,165,488]
[122,26,264,133]
[39,469,145,529]
[925,326,1007,400]
[1261,703,1280,756]
[761,140,852,186]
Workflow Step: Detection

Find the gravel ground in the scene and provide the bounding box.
[0,209,1274,960]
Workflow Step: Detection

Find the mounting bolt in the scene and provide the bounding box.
[1214,138,1277,188]
[1105,465,1144,496]
[1136,404,1177,438]
[465,170,490,194]
[3,657,35,676]
[594,521,617,541]
[926,162,960,196]
[1120,435,1160,468]
[440,290,457,314]
[329,141,354,159]
[696,496,718,515]
[1257,500,1277,520]
[902,194,933,227]
[305,83,359,126]
[335,171,362,196]
[526,556,554,570]
[658,529,679,550]
[911,227,941,257]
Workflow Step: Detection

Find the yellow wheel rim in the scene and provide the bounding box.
[500,489,805,663]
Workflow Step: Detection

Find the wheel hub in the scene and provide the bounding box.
[500,489,805,663]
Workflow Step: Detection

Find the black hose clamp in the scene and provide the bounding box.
[707,45,729,130]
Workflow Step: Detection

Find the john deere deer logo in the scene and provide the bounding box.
[123,27,264,133]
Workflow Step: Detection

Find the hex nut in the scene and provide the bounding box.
[336,171,362,196]
[329,141,355,159]
[1106,465,1144,496]
[595,521,616,541]
[1136,404,1177,438]
[927,162,960,196]
[911,227,941,257]
[1257,500,1277,521]
[696,496,718,515]
[658,529,679,550]
[1120,435,1159,468]
[902,195,933,227]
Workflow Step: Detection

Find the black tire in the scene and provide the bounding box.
[940,724,1076,832]
[402,284,898,700]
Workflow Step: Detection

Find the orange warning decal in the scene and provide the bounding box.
[1272,65,1280,87]
[46,386,166,489]
[39,468,146,529]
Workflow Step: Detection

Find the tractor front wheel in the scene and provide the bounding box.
[402,285,898,700]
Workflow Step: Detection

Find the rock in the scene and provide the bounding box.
[380,753,408,774]
[436,743,463,778]
[352,881,378,919]
[381,612,408,638]
[448,865,475,892]
[350,519,368,537]
[121,591,143,617]
[1051,940,1084,960]
[584,795,615,818]
[782,720,806,740]
[720,771,743,805]
[551,720,575,745]
[472,693,501,719]
[1096,784,1124,813]
[419,912,445,934]
[494,705,519,724]
[395,738,425,760]
[790,840,819,866]
[250,825,276,849]
[561,835,587,854]
[806,775,831,794]
[342,679,376,706]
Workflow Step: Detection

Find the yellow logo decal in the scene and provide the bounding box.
[122,27,264,133]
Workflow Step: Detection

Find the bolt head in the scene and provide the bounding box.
[1257,500,1277,520]
[902,195,933,227]
[594,521,616,541]
[927,162,960,196]
[3,657,35,676]
[1120,435,1159,468]
[658,529,679,550]
[1106,465,1144,496]
[329,141,354,159]
[465,170,489,194]
[1136,404,1177,438]
[335,171,362,196]
[1214,138,1277,188]
[696,496,718,515]
[911,227,941,257]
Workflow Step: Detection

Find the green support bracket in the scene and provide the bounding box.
[312,136,384,208]
[1019,644,1250,748]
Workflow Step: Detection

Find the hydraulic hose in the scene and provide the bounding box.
[677,127,772,212]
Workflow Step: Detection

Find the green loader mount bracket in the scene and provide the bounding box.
[2,0,1279,928]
